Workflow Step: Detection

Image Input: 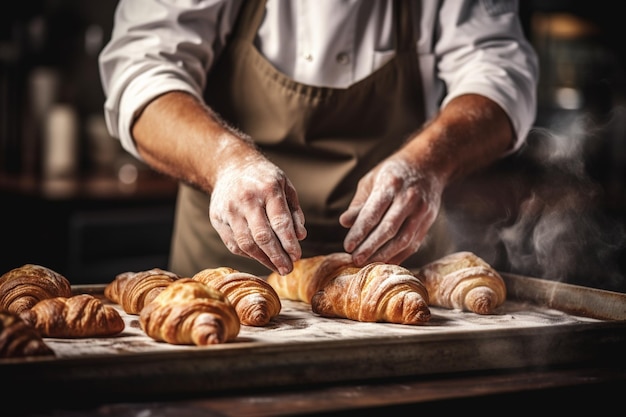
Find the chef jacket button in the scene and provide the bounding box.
[336,52,350,65]
[304,52,314,62]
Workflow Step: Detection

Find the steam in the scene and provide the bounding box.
[500,189,624,287]
[447,107,626,292]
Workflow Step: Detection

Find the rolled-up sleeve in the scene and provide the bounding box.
[434,0,539,154]
[98,0,238,159]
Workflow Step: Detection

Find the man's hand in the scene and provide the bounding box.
[340,94,515,267]
[209,155,307,275]
[132,91,307,275]
[340,157,443,266]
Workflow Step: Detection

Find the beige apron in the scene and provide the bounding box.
[169,0,453,277]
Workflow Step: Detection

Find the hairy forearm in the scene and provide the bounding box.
[400,94,515,187]
[131,91,258,193]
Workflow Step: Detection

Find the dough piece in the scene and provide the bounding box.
[19,294,124,338]
[267,252,356,303]
[416,251,506,315]
[139,278,240,346]
[311,262,431,325]
[0,311,55,358]
[193,268,281,326]
[0,264,72,314]
[104,268,181,315]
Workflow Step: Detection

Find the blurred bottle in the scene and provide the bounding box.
[42,103,78,179]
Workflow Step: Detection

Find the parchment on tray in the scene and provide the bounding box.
[45,297,601,358]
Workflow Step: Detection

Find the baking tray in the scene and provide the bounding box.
[3,273,626,410]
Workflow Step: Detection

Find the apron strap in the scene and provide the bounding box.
[396,0,418,52]
[233,0,268,43]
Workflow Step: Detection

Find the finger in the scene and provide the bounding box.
[284,180,307,242]
[368,214,426,265]
[292,209,307,241]
[212,214,281,272]
[343,188,394,253]
[226,211,272,261]
[373,198,438,266]
[351,182,433,264]
[210,213,244,255]
[265,195,302,265]
[349,200,408,265]
[339,186,369,228]
[243,199,299,275]
[339,205,361,228]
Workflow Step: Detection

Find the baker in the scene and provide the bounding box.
[99,0,538,278]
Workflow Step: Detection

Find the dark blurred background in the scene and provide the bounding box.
[1,1,625,292]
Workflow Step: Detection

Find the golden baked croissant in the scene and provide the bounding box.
[105,268,181,315]
[0,311,55,358]
[0,264,72,314]
[267,252,356,303]
[192,267,281,326]
[311,262,431,325]
[416,251,506,315]
[139,278,240,345]
[19,294,125,338]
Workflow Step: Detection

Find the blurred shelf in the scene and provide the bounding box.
[0,171,178,201]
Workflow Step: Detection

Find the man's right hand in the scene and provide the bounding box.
[209,154,307,275]
[132,91,306,275]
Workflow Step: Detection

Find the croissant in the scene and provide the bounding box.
[0,264,72,314]
[311,262,431,325]
[139,278,240,345]
[0,311,55,358]
[192,267,281,326]
[104,268,181,315]
[19,294,125,338]
[416,251,506,315]
[267,252,356,303]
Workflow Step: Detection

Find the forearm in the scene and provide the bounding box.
[400,94,515,188]
[131,91,259,193]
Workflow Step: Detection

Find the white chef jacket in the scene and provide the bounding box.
[99,0,539,161]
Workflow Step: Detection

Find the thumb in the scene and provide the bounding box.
[339,190,368,228]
